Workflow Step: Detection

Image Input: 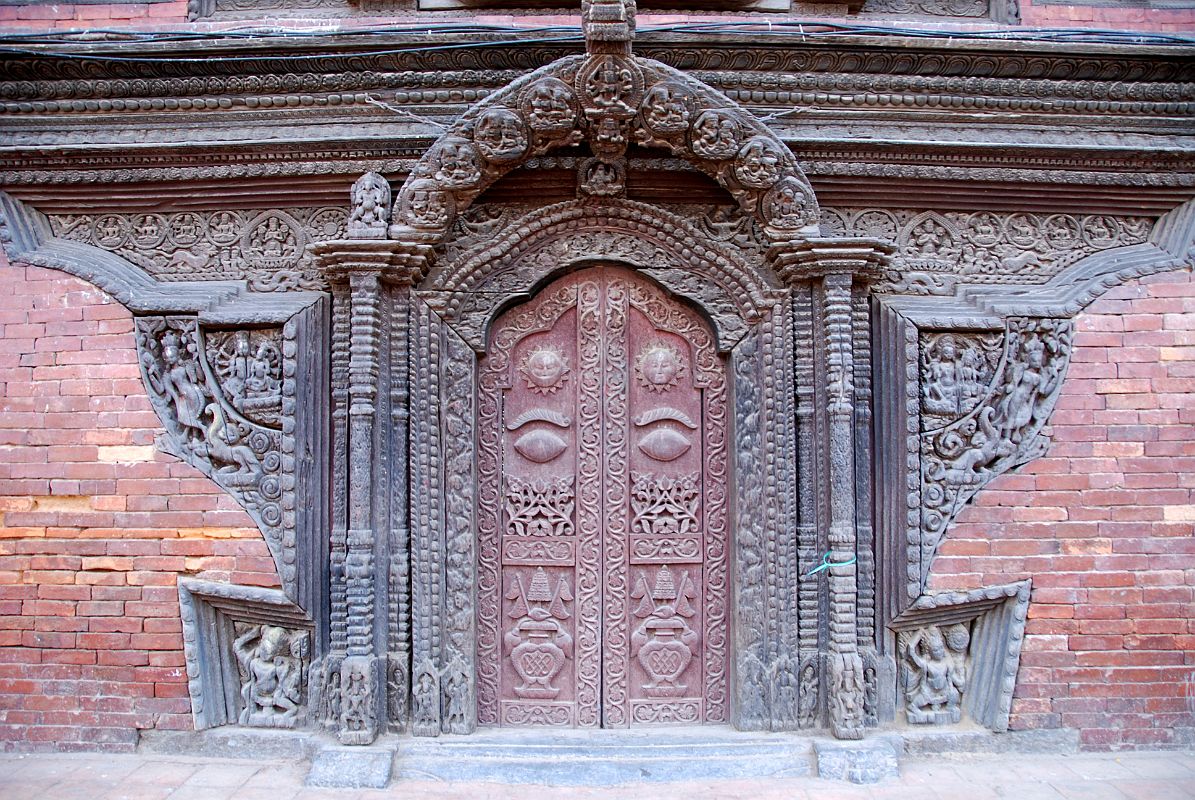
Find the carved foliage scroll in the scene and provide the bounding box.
[917,318,1074,591]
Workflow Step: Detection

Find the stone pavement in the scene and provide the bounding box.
[1,748,1193,800]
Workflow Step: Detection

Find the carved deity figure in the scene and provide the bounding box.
[341,665,369,733]
[923,334,987,420]
[234,624,306,728]
[203,402,261,485]
[765,180,811,229]
[585,57,635,112]
[158,329,210,448]
[735,138,784,188]
[996,333,1063,446]
[797,661,818,727]
[525,79,575,130]
[923,334,963,417]
[580,160,624,197]
[348,172,391,238]
[256,217,294,259]
[407,185,451,228]
[903,624,969,724]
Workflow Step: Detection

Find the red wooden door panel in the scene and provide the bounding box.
[476,266,729,728]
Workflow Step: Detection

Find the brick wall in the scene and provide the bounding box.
[928,266,1195,750]
[0,258,280,752]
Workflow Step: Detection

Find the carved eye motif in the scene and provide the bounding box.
[514,430,568,463]
[638,428,692,462]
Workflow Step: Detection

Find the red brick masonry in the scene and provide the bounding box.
[0,260,279,752]
[1,260,1192,750]
[929,267,1195,750]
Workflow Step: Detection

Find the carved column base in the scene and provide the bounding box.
[829,651,866,741]
[338,656,381,745]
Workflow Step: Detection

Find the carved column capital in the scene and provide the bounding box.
[767,236,893,287]
[309,239,435,286]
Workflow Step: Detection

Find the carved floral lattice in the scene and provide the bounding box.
[504,475,576,537]
[630,471,701,536]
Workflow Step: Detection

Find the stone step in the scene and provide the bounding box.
[393,727,817,785]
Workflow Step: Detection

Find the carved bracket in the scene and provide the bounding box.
[891,580,1031,732]
[917,318,1074,593]
[178,578,314,731]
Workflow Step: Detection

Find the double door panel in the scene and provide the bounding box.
[476,266,730,727]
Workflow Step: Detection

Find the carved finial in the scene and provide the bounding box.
[582,0,636,55]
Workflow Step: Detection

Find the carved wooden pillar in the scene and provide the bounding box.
[312,232,430,745]
[772,238,891,740]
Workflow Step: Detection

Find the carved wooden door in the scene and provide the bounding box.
[476,266,730,728]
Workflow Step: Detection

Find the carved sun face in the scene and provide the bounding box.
[520,345,569,394]
[635,343,686,393]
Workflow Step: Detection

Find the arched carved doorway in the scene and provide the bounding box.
[476,266,729,727]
